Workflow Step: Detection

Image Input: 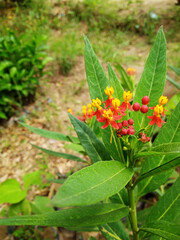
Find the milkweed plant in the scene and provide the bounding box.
[0,27,180,240]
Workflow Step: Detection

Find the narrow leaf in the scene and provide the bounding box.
[108,64,124,100]
[138,102,180,197]
[135,157,180,186]
[102,128,124,161]
[84,36,109,101]
[32,144,87,163]
[169,65,180,76]
[100,221,129,240]
[31,196,54,214]
[135,143,180,158]
[20,122,77,142]
[69,114,112,163]
[115,63,133,92]
[84,38,122,162]
[140,220,180,240]
[0,203,129,227]
[166,75,180,90]
[132,27,167,131]
[51,161,134,207]
[146,176,180,224]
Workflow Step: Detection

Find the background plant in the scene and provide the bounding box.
[0,31,52,120]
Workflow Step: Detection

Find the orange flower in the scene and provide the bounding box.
[127,67,136,75]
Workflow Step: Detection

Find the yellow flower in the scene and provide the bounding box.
[92,98,102,109]
[112,98,121,109]
[159,96,168,105]
[123,91,132,103]
[102,109,113,121]
[67,108,72,114]
[154,104,164,117]
[104,86,114,97]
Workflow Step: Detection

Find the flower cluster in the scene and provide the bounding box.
[69,86,168,143]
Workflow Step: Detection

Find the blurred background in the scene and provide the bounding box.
[0,0,179,239]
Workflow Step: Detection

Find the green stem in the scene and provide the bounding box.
[141,114,146,129]
[128,179,139,240]
[135,112,141,128]
[117,138,125,164]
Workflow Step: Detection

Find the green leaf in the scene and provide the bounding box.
[108,64,124,100]
[23,170,42,191]
[135,143,180,158]
[169,65,180,76]
[47,178,65,184]
[0,179,26,204]
[84,38,122,162]
[10,66,17,78]
[8,199,31,217]
[134,157,180,186]
[31,196,55,214]
[20,122,77,142]
[100,221,129,240]
[64,143,85,154]
[51,161,133,207]
[145,176,180,224]
[67,226,99,232]
[69,114,112,163]
[132,27,167,131]
[115,63,133,92]
[166,75,180,90]
[137,207,153,225]
[138,102,180,197]
[84,36,109,101]
[0,203,129,227]
[0,111,7,119]
[140,220,180,240]
[0,61,13,72]
[32,144,87,163]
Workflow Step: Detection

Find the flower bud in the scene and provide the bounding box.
[142,96,150,105]
[133,102,140,111]
[140,105,149,113]
[128,118,134,125]
[121,128,127,135]
[122,120,128,127]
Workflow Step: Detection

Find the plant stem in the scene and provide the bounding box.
[128,180,139,240]
[117,138,125,164]
[135,112,141,128]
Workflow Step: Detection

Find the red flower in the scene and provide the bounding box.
[121,91,133,111]
[98,109,119,129]
[147,104,165,128]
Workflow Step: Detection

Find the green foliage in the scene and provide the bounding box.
[1,29,180,240]
[0,179,26,204]
[138,102,180,197]
[132,27,167,131]
[51,161,133,207]
[0,170,43,217]
[140,221,180,240]
[0,203,129,227]
[115,63,134,92]
[0,31,52,120]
